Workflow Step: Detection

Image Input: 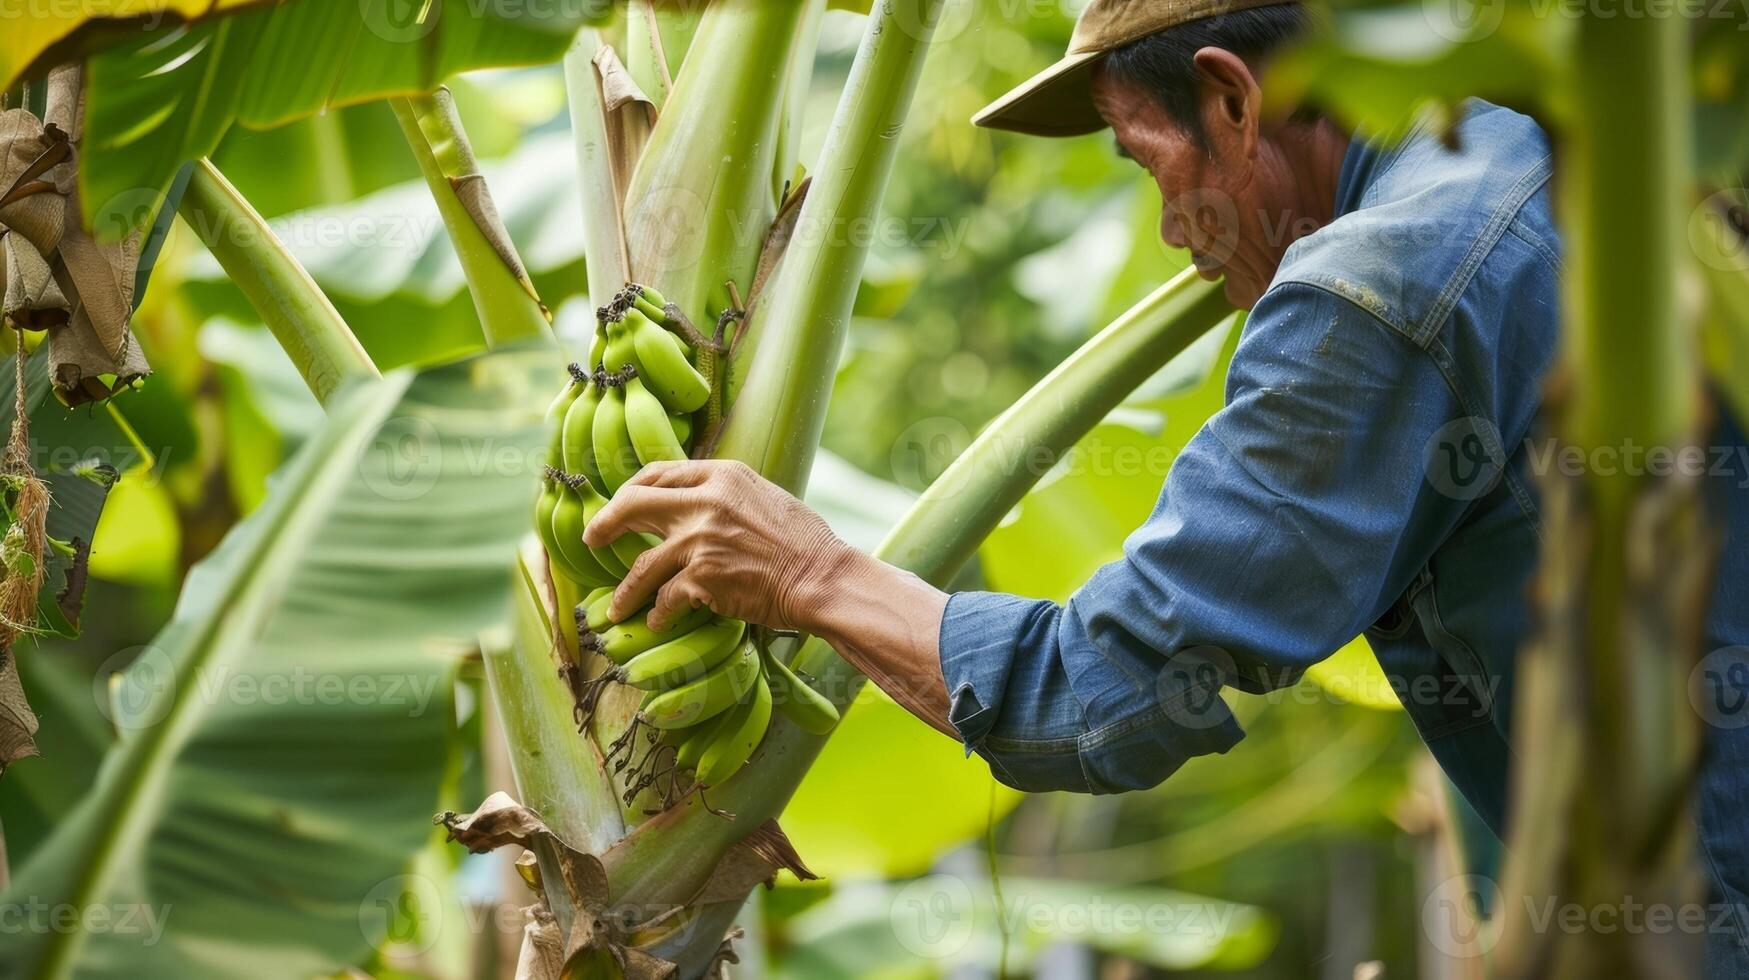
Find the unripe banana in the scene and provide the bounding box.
[590,604,717,666]
[695,672,772,786]
[619,617,746,689]
[533,475,564,560]
[547,373,584,469]
[582,587,615,628]
[641,640,759,730]
[602,317,636,373]
[673,716,721,772]
[562,380,607,489]
[588,323,609,371]
[670,409,694,448]
[635,283,669,308]
[627,309,710,413]
[592,384,640,494]
[764,646,841,734]
[584,588,617,632]
[549,481,617,588]
[624,376,689,465]
[571,475,657,574]
[633,292,669,326]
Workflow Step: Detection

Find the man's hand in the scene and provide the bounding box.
[583,460,855,633]
[580,459,957,736]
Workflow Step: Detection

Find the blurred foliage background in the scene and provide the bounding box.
[0,1,1615,977]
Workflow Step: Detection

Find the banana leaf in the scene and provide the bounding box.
[0,347,557,978]
[77,0,605,238]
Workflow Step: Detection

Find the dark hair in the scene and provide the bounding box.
[1101,5,1315,148]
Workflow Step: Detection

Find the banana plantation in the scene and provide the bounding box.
[0,1,1745,978]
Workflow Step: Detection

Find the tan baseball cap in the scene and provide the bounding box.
[974,0,1300,137]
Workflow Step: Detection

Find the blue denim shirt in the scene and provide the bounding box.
[939,101,1749,966]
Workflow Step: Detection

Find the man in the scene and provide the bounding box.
[585,1,1749,970]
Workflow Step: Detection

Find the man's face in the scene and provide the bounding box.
[1090,70,1278,310]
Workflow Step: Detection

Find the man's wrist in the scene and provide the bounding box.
[794,541,879,642]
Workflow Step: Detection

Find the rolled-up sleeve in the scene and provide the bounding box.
[940,283,1476,794]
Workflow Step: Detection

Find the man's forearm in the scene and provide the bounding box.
[805,548,957,738]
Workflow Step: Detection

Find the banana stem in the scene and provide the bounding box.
[713,0,947,493]
[177,159,377,405]
[391,92,554,351]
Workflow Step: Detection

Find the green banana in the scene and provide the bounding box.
[582,587,615,629]
[602,317,637,373]
[549,480,617,588]
[633,292,669,326]
[764,645,841,734]
[589,604,717,665]
[562,380,607,488]
[670,410,693,448]
[695,671,772,786]
[572,475,657,573]
[546,372,584,469]
[673,716,722,772]
[641,640,759,730]
[592,384,640,494]
[619,617,746,690]
[624,376,689,465]
[533,474,564,560]
[584,588,617,632]
[627,309,710,413]
[568,475,625,575]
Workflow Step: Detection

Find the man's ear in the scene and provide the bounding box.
[1191,47,1261,163]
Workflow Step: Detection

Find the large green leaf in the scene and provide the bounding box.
[0,347,556,978]
[79,1,600,238]
[0,0,261,92]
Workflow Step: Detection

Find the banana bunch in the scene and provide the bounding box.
[534,284,839,799]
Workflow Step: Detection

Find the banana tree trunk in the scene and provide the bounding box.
[1495,15,1709,978]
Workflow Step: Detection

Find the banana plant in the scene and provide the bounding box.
[5,3,1245,977]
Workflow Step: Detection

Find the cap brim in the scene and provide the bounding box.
[972,50,1106,137]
